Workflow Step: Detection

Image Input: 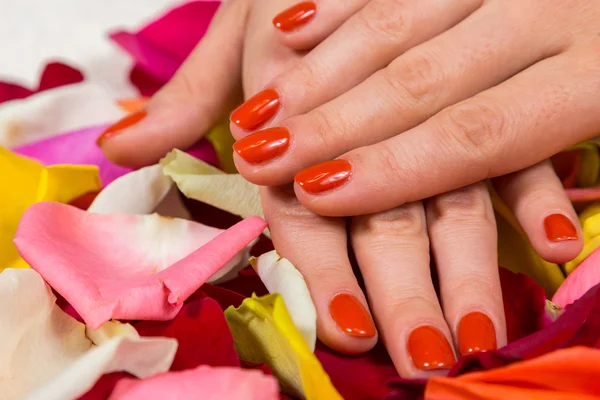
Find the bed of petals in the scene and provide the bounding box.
[3,2,600,399]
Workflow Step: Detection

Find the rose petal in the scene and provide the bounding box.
[0,148,100,271]
[0,83,124,148]
[225,293,342,399]
[109,1,220,82]
[426,347,600,400]
[108,365,279,400]
[0,269,176,400]
[554,247,600,307]
[161,149,268,237]
[252,251,316,351]
[564,203,600,274]
[14,202,267,328]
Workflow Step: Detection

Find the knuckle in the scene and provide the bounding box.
[383,52,444,106]
[352,202,427,239]
[439,101,508,165]
[375,143,412,189]
[307,107,344,149]
[358,0,411,42]
[446,272,498,300]
[389,292,441,317]
[430,184,492,223]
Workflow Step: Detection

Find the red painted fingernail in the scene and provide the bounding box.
[329,294,376,338]
[407,326,456,370]
[230,89,280,131]
[544,214,578,242]
[458,312,497,355]
[294,159,352,194]
[96,110,147,146]
[273,2,317,32]
[233,127,290,164]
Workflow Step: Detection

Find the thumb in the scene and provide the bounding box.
[98,0,250,168]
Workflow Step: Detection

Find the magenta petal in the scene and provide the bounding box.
[14,202,267,329]
[108,366,279,400]
[37,62,84,91]
[136,297,240,370]
[109,1,221,82]
[553,247,600,308]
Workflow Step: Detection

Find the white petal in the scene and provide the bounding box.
[86,320,140,346]
[0,269,176,400]
[0,83,124,148]
[253,251,317,350]
[160,149,269,237]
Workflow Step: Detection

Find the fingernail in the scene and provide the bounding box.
[329,293,376,338]
[273,2,317,32]
[544,214,578,242]
[96,110,147,146]
[295,159,352,194]
[233,127,290,164]
[457,312,497,355]
[407,326,456,370]
[230,89,280,131]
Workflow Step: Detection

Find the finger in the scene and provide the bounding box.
[229,0,482,135]
[233,0,569,185]
[261,186,377,353]
[493,160,583,264]
[351,201,456,378]
[98,0,249,168]
[425,182,506,358]
[272,0,368,51]
[293,48,600,216]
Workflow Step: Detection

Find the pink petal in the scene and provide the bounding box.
[108,366,279,400]
[553,247,600,308]
[14,202,267,328]
[109,1,221,83]
[14,124,218,186]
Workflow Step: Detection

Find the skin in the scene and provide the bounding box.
[99,0,584,377]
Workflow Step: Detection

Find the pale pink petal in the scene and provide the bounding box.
[14,202,267,328]
[108,366,279,400]
[553,247,600,307]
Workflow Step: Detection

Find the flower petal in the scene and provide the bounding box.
[0,148,100,271]
[0,83,124,148]
[108,365,279,400]
[0,268,176,400]
[14,202,267,328]
[564,203,600,274]
[161,149,268,237]
[553,247,600,308]
[251,251,316,351]
[225,293,341,399]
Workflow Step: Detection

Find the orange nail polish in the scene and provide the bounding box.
[457,312,497,355]
[96,110,147,146]
[544,214,578,242]
[295,159,352,194]
[329,294,376,337]
[273,2,317,32]
[407,326,456,370]
[230,89,280,131]
[233,127,290,164]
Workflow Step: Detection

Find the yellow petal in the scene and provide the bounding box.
[0,147,100,270]
[568,141,600,187]
[490,186,564,295]
[564,203,600,274]
[225,293,341,400]
[205,117,238,174]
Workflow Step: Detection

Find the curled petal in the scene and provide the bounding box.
[564,204,600,274]
[161,149,268,237]
[14,202,267,328]
[109,365,278,400]
[0,269,176,400]
[252,251,316,350]
[225,293,341,399]
[0,148,100,271]
[554,247,600,308]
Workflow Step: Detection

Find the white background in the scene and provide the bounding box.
[0,0,186,96]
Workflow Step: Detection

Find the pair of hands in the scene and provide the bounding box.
[98,0,599,377]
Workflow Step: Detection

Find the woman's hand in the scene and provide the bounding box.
[97,0,583,378]
[230,0,600,217]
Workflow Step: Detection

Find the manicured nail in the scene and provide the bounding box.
[96,110,147,146]
[273,2,317,32]
[295,159,352,194]
[230,89,280,131]
[329,293,376,338]
[407,326,456,370]
[544,214,578,242]
[457,312,497,355]
[233,127,290,164]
